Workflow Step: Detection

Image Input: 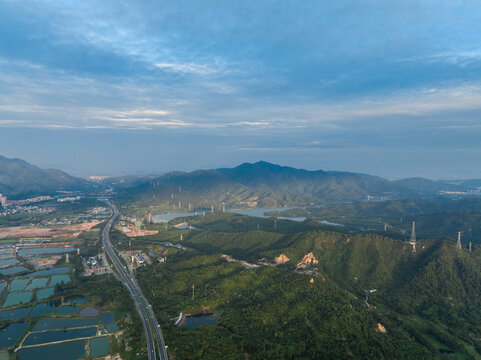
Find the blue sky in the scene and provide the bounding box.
[1,0,481,178]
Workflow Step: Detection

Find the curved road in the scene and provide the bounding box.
[101,200,168,360]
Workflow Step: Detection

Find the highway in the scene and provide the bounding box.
[101,200,168,360]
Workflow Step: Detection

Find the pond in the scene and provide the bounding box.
[25,277,49,290]
[184,314,217,329]
[0,258,19,267]
[33,317,98,331]
[17,340,86,360]
[28,300,61,317]
[56,305,82,315]
[78,306,99,317]
[0,282,4,293]
[36,288,55,300]
[49,274,71,286]
[89,336,109,357]
[64,295,86,304]
[0,307,31,321]
[18,248,77,256]
[24,327,96,346]
[0,321,30,348]
[2,291,32,308]
[10,278,30,292]
[105,322,119,333]
[100,312,115,324]
[24,267,69,277]
[0,266,28,276]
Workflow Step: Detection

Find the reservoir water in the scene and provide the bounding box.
[153,206,305,223]
[185,314,217,329]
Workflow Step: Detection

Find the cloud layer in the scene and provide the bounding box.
[1,0,481,177]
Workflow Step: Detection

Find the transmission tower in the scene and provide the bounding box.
[409,221,416,253]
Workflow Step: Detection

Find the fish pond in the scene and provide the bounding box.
[89,336,109,357]
[64,295,86,304]
[33,317,98,331]
[18,248,77,257]
[36,287,54,300]
[56,305,82,315]
[2,291,32,308]
[17,340,85,360]
[25,277,49,290]
[0,307,31,321]
[10,279,30,291]
[24,327,96,346]
[0,321,30,348]
[49,274,71,286]
[25,267,69,277]
[0,266,28,276]
[28,300,61,317]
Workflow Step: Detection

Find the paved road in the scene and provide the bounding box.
[101,200,168,360]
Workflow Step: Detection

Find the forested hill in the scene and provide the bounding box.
[0,155,92,198]
[112,161,419,206]
[134,216,481,359]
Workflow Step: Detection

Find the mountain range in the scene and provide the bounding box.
[0,155,91,199]
[1,156,481,204]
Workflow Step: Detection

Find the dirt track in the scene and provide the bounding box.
[0,221,100,239]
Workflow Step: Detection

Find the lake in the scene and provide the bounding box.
[17,340,86,360]
[153,206,305,224]
[185,314,217,329]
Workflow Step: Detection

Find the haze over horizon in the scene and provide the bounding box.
[1,1,481,179]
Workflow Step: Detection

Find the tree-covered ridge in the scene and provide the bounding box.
[131,220,481,359]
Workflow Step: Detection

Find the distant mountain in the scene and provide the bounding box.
[395,177,481,195]
[0,155,92,198]
[115,161,418,207]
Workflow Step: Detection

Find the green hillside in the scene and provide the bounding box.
[0,155,93,198]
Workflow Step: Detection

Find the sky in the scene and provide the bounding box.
[1,0,481,179]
